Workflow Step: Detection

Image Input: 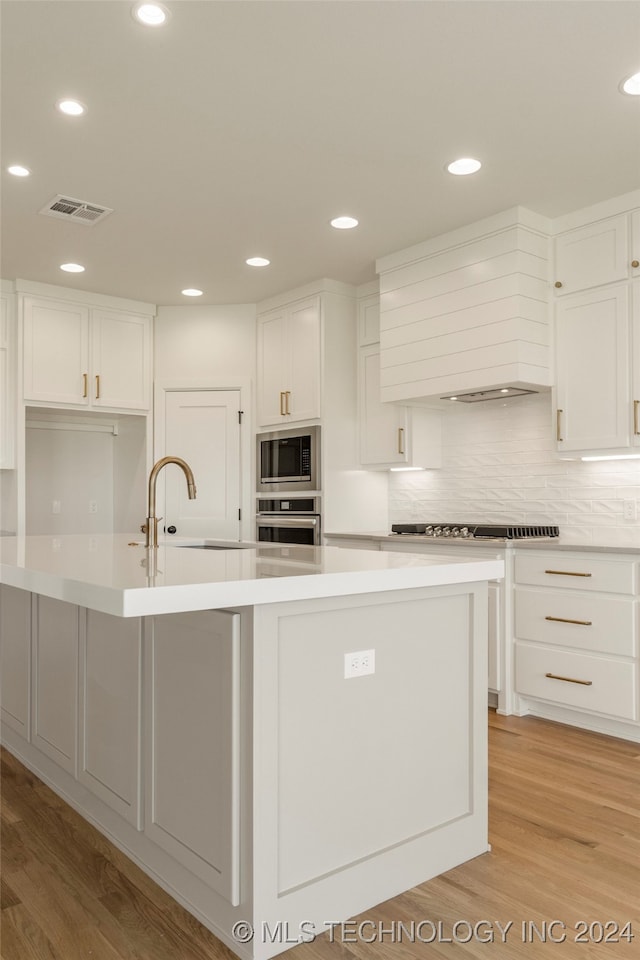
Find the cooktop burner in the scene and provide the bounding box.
[390,523,560,540]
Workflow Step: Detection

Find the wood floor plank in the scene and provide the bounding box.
[1,710,638,960]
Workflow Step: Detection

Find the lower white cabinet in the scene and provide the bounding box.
[0,584,31,737]
[32,595,79,775]
[79,609,142,826]
[145,610,240,905]
[513,552,639,730]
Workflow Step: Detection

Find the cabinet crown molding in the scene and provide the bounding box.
[15,278,156,316]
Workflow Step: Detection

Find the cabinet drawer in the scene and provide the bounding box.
[515,588,636,656]
[515,554,637,594]
[515,641,637,720]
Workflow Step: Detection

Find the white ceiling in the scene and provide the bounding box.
[1,0,639,307]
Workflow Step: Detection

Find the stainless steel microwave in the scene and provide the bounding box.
[256,425,320,492]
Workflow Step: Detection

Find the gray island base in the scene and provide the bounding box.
[0,537,502,959]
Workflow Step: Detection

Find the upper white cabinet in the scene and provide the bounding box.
[21,290,153,413]
[257,296,320,425]
[553,214,630,295]
[359,342,440,468]
[554,284,630,452]
[552,196,640,456]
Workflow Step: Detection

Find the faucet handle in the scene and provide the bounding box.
[140,522,147,534]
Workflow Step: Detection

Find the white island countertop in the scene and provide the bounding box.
[0,534,504,617]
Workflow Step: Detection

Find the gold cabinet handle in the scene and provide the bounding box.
[556,408,563,442]
[397,427,405,455]
[634,400,640,436]
[95,374,100,399]
[554,281,563,288]
[285,391,291,415]
[279,391,286,416]
[82,373,88,398]
[544,569,592,577]
[545,672,593,686]
[545,616,592,626]
[632,260,639,268]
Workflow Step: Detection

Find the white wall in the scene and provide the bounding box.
[25,415,147,536]
[154,304,256,382]
[389,392,640,547]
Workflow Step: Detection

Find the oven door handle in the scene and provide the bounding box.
[256,516,319,529]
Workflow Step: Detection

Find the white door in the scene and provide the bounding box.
[158,389,242,540]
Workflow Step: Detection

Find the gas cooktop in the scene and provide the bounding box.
[390,523,560,541]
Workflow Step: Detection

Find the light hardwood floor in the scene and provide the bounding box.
[1,711,639,960]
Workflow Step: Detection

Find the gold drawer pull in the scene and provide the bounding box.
[279,391,286,416]
[635,400,640,436]
[82,372,88,398]
[544,569,592,577]
[398,427,405,455]
[556,408,563,442]
[545,615,592,626]
[285,391,291,415]
[95,374,100,399]
[545,672,593,686]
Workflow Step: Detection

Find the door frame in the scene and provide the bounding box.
[154,378,253,541]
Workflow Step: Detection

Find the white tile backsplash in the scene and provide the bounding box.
[389,392,640,546]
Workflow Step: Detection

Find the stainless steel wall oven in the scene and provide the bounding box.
[256,497,321,546]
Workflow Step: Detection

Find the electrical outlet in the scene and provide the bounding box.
[52,500,61,514]
[89,500,98,514]
[344,649,375,679]
[623,500,636,521]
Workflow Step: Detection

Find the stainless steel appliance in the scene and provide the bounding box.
[256,497,321,546]
[257,425,320,493]
[390,522,560,541]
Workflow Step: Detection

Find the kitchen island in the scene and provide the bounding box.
[0,535,503,960]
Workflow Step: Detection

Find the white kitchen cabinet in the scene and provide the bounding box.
[79,609,142,827]
[145,610,241,904]
[257,296,320,425]
[0,584,31,738]
[22,295,152,412]
[553,213,630,295]
[358,292,380,346]
[554,284,630,452]
[552,199,640,457]
[0,284,15,468]
[359,343,441,468]
[513,551,639,731]
[31,594,79,775]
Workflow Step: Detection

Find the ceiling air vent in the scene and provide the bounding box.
[440,387,538,403]
[39,195,113,226]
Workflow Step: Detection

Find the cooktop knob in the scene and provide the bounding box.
[442,526,451,537]
[451,527,460,537]
[434,526,442,537]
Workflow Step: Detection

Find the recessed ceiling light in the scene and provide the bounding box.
[500,388,510,394]
[245,257,270,267]
[181,288,203,297]
[620,71,640,95]
[132,3,169,26]
[60,263,85,273]
[330,216,359,229]
[7,165,30,177]
[57,99,86,116]
[447,157,482,176]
